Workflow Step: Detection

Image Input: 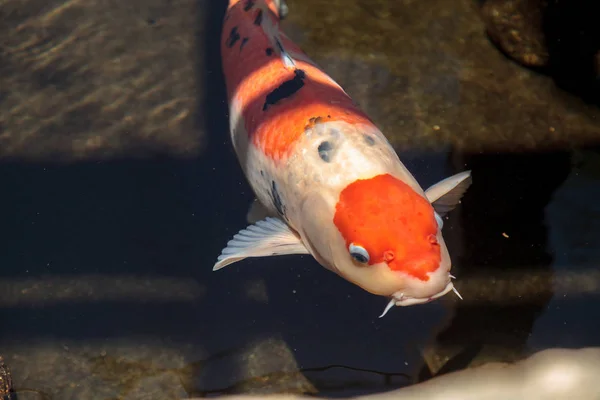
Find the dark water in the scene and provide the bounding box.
[1,0,600,399]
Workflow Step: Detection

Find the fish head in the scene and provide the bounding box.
[300,173,454,308]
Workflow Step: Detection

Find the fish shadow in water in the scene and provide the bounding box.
[419,150,572,379]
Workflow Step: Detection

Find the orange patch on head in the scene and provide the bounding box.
[333,174,441,281]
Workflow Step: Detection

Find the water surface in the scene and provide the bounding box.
[1,0,599,398]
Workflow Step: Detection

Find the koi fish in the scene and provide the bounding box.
[213,0,473,318]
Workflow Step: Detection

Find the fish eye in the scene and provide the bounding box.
[434,212,444,229]
[349,243,370,263]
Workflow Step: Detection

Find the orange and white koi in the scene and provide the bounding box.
[213,0,472,317]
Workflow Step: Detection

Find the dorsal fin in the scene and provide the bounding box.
[273,36,296,69]
[253,2,297,69]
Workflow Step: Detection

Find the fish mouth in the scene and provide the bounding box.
[378,280,460,318]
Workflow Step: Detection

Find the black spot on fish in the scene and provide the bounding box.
[309,116,323,125]
[363,134,375,146]
[305,116,324,131]
[226,27,240,48]
[263,69,306,111]
[240,37,249,51]
[318,141,334,162]
[271,181,286,219]
[254,9,263,25]
[265,47,274,56]
[260,170,265,176]
[244,0,255,11]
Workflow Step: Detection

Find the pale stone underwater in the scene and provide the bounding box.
[208,347,600,400]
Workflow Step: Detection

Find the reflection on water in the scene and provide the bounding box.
[1,0,600,398]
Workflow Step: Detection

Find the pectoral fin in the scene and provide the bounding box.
[212,217,310,271]
[425,171,472,217]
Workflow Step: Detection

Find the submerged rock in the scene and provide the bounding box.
[480,0,600,105]
[285,0,600,153]
[0,0,599,160]
[0,355,15,399]
[0,0,201,161]
[481,0,549,68]
[211,347,600,400]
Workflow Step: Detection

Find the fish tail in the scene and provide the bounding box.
[225,0,295,69]
[258,0,288,20]
[272,0,289,19]
[227,0,287,20]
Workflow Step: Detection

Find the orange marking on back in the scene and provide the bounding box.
[241,61,372,160]
[333,174,441,281]
[220,1,373,162]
